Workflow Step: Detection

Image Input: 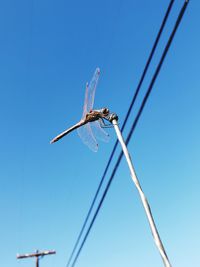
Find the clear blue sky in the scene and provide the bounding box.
[0,1,199,267]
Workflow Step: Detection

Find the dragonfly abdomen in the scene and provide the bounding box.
[50,120,86,144]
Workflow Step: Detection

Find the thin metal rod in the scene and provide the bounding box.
[112,119,171,267]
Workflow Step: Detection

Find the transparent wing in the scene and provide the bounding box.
[77,123,98,152]
[87,68,100,113]
[81,82,89,119]
[80,68,100,119]
[90,120,110,143]
[77,68,101,152]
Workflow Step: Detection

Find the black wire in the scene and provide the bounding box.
[65,1,175,267]
[69,1,189,266]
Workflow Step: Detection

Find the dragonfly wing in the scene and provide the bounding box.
[90,120,110,143]
[80,68,100,118]
[86,68,100,113]
[77,123,98,152]
[81,82,89,119]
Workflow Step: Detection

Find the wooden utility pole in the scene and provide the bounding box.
[17,250,56,267]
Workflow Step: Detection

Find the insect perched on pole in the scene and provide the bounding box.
[51,68,172,266]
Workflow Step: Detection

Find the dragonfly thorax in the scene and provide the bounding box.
[84,108,110,123]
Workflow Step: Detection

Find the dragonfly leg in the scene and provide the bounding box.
[99,118,114,128]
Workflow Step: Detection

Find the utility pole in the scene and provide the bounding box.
[17,250,56,267]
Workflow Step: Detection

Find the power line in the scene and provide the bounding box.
[66,1,174,266]
[68,1,189,266]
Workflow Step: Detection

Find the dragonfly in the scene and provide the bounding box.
[50,68,112,152]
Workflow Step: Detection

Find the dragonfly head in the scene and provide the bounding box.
[101,108,110,116]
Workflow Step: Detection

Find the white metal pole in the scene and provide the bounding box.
[112,118,171,267]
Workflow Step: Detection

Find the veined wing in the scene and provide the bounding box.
[90,120,110,143]
[82,82,89,119]
[77,123,98,152]
[87,68,100,112]
[81,68,100,118]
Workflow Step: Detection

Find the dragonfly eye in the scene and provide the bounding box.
[102,108,109,115]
